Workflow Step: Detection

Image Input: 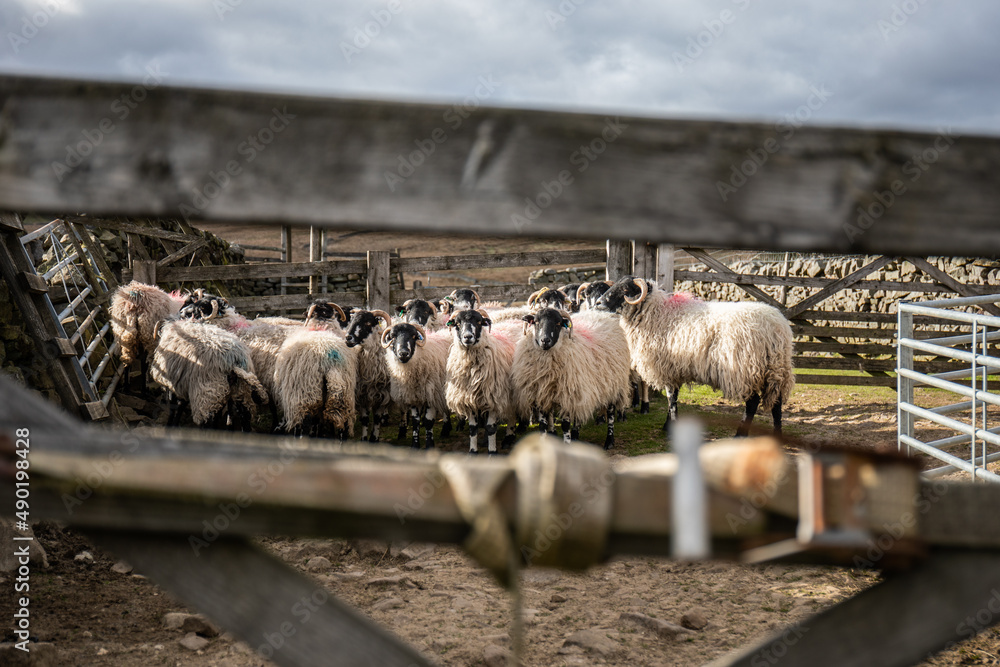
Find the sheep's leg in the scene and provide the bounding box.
[640,382,650,414]
[631,381,640,409]
[397,412,408,441]
[570,420,580,442]
[561,418,572,443]
[771,398,783,435]
[468,414,479,454]
[166,393,183,427]
[515,417,527,434]
[537,409,548,433]
[410,407,420,449]
[662,387,680,431]
[370,408,383,443]
[737,392,761,437]
[485,412,498,454]
[546,412,556,434]
[359,408,370,441]
[501,422,517,449]
[456,416,467,432]
[440,411,452,438]
[604,405,615,450]
[423,407,436,450]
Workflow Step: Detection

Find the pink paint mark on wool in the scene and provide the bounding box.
[229,318,251,331]
[168,290,186,304]
[664,292,698,307]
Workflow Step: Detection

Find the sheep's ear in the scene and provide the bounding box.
[521,314,535,324]
[446,319,456,327]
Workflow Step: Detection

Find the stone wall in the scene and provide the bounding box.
[528,265,606,287]
[0,280,59,404]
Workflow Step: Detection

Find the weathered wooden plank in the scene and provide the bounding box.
[4,75,1000,256]
[707,550,1000,667]
[71,216,197,243]
[391,283,537,305]
[392,248,605,274]
[154,258,368,282]
[785,255,896,319]
[793,356,963,373]
[606,240,632,281]
[907,256,1000,317]
[90,532,433,667]
[132,260,156,285]
[71,222,119,291]
[366,250,390,311]
[683,247,785,309]
[633,241,658,282]
[794,325,898,339]
[657,244,674,289]
[794,373,897,387]
[156,237,207,267]
[674,270,974,295]
[795,342,898,355]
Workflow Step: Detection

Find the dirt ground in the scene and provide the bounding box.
[4,228,1000,666]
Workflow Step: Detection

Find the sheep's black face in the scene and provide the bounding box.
[400,300,436,327]
[339,306,356,330]
[448,310,489,348]
[386,323,420,363]
[449,288,479,311]
[179,296,229,321]
[581,282,612,310]
[596,276,646,313]
[535,290,569,312]
[558,284,581,312]
[345,312,380,347]
[309,301,348,328]
[524,308,570,351]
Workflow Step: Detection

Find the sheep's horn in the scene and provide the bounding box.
[576,282,590,304]
[522,320,532,337]
[624,278,649,305]
[370,310,393,329]
[476,308,492,331]
[469,290,482,307]
[527,287,549,307]
[412,323,427,347]
[437,300,451,315]
[401,299,415,309]
[603,279,614,286]
[305,304,318,322]
[209,298,220,320]
[380,327,393,349]
[329,303,346,323]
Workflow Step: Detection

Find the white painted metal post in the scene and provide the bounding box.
[898,305,914,456]
[671,418,709,560]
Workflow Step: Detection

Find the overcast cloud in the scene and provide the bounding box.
[2,0,999,135]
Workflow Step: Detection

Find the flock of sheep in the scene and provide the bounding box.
[109,276,795,453]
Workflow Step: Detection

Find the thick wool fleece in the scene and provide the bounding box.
[386,329,451,416]
[150,320,266,425]
[355,331,393,421]
[445,327,516,422]
[109,281,183,366]
[274,329,358,431]
[511,310,631,424]
[619,289,794,409]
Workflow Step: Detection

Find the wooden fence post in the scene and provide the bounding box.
[606,240,632,281]
[280,226,292,296]
[133,260,157,285]
[309,226,321,294]
[367,250,390,312]
[633,241,658,282]
[657,244,674,290]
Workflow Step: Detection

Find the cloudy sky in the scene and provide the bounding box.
[2,0,999,136]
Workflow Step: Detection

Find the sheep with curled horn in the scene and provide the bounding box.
[596,276,794,436]
[445,308,520,454]
[557,283,583,312]
[343,309,395,442]
[399,298,443,331]
[575,280,615,311]
[526,286,571,312]
[381,322,451,450]
[446,288,481,311]
[512,307,631,448]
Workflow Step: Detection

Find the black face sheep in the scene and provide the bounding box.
[527,286,569,312]
[511,308,631,449]
[109,281,185,393]
[344,309,394,442]
[399,298,442,331]
[596,276,795,436]
[381,322,451,449]
[445,308,519,454]
[446,288,481,311]
[304,301,348,331]
[150,316,268,431]
[576,280,614,311]
[557,283,582,312]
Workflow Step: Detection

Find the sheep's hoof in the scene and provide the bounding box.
[467,448,478,456]
[640,401,650,414]
[618,411,628,422]
[396,429,407,441]
[603,438,614,450]
[440,423,452,438]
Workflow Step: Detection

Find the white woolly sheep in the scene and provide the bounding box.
[109,281,184,393]
[596,276,795,436]
[150,317,268,430]
[511,308,632,449]
[381,322,451,449]
[526,286,570,312]
[445,309,520,454]
[344,309,395,442]
[273,324,358,438]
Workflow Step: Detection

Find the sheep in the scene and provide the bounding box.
[272,324,357,438]
[109,281,184,393]
[557,283,582,312]
[381,322,451,449]
[512,307,632,449]
[150,316,268,430]
[526,286,570,312]
[344,309,395,442]
[399,298,444,331]
[446,288,481,311]
[576,280,614,310]
[445,308,519,454]
[596,276,795,436]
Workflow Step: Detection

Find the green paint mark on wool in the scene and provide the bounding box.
[327,348,342,364]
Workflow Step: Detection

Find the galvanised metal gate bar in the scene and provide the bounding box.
[898,293,1000,481]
